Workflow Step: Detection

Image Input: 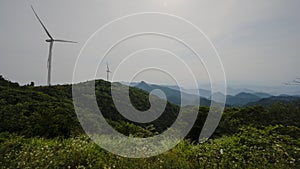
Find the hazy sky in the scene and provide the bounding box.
[1,0,300,88]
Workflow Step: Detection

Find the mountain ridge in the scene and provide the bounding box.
[130,81,300,107]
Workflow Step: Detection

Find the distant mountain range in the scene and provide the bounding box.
[225,92,270,106]
[123,81,300,107]
[135,81,212,106]
[247,95,300,107]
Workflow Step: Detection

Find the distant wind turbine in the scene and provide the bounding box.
[31,6,77,86]
[106,63,112,81]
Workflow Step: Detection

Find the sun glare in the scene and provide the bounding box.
[161,0,184,8]
[164,1,168,7]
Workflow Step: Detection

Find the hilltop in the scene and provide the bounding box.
[0,75,180,138]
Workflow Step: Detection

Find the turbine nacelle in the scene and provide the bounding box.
[46,39,77,43]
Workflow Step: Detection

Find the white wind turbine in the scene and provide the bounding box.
[106,63,112,82]
[31,6,77,86]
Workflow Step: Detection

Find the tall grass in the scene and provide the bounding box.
[1,125,299,169]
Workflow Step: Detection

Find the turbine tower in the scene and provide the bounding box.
[106,63,111,81]
[31,6,77,86]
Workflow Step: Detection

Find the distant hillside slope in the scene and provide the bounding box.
[247,95,300,107]
[252,92,273,98]
[163,85,212,99]
[124,82,299,108]
[226,92,261,106]
[135,81,212,106]
[226,92,300,107]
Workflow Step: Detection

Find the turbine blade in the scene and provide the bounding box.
[31,5,53,40]
[54,39,78,43]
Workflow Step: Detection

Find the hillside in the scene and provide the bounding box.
[0,76,179,138]
[247,95,300,107]
[0,75,300,168]
[135,81,212,106]
[225,92,261,106]
[252,92,273,98]
[133,82,295,107]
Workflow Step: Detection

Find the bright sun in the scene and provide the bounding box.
[161,0,184,8]
[164,1,168,7]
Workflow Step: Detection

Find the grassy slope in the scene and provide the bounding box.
[0,125,299,168]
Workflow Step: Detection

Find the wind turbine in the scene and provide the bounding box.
[106,63,112,81]
[31,6,77,86]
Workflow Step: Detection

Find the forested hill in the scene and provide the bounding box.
[0,76,81,138]
[1,75,300,168]
[1,75,300,139]
[0,75,179,138]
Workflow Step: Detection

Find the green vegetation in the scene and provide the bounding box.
[0,75,299,168]
[1,125,298,168]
